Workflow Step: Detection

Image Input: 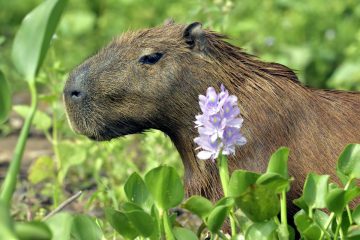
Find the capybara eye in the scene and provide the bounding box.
[139,52,163,65]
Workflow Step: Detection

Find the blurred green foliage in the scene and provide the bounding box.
[0,0,359,233]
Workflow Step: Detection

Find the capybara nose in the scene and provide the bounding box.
[70,89,83,100]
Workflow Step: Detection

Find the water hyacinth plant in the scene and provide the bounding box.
[194,84,247,236]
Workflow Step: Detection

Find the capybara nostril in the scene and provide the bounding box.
[70,90,82,100]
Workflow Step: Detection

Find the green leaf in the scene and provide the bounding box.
[121,202,143,212]
[206,205,229,233]
[71,215,103,240]
[256,173,290,193]
[57,141,87,183]
[229,170,260,197]
[245,220,278,240]
[214,197,235,208]
[28,156,54,184]
[293,196,309,213]
[15,221,52,240]
[235,184,280,222]
[0,70,11,124]
[144,166,184,210]
[105,208,138,240]
[11,0,68,82]
[352,204,360,225]
[294,210,322,240]
[326,187,360,216]
[347,225,360,240]
[45,212,73,240]
[125,210,155,237]
[337,144,360,179]
[183,195,213,220]
[266,147,289,179]
[326,188,346,216]
[13,105,52,131]
[173,227,197,240]
[124,172,150,207]
[303,173,329,209]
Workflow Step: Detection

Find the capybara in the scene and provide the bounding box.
[63,22,360,215]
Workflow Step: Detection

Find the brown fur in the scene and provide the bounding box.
[63,23,360,214]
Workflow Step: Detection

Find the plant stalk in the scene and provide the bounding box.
[280,190,289,239]
[161,209,175,240]
[0,81,38,206]
[217,154,236,236]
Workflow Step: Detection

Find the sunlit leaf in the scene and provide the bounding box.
[125,210,155,237]
[144,166,184,210]
[337,144,360,179]
[0,70,11,124]
[303,173,329,209]
[28,156,54,184]
[11,0,68,82]
[266,147,289,179]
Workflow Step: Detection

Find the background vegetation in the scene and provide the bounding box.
[0,0,359,238]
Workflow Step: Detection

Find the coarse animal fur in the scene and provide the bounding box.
[63,22,360,215]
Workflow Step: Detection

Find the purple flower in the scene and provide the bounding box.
[194,84,246,161]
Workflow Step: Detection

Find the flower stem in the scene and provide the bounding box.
[161,209,175,240]
[280,190,289,239]
[217,154,236,236]
[0,81,38,206]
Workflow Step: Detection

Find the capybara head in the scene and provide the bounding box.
[63,22,217,140]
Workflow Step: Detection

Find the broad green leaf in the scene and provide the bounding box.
[13,105,52,131]
[347,225,360,240]
[105,208,138,239]
[293,196,309,213]
[15,221,52,240]
[326,187,360,216]
[245,220,278,240]
[326,188,346,215]
[206,205,229,233]
[235,184,280,222]
[234,210,253,234]
[144,166,184,210]
[229,170,260,197]
[266,147,289,179]
[256,173,290,193]
[124,172,150,207]
[28,156,54,184]
[294,210,322,240]
[11,0,68,82]
[337,143,360,179]
[303,173,329,209]
[353,204,360,225]
[214,197,235,208]
[0,71,11,124]
[45,212,73,240]
[71,215,102,240]
[183,195,213,220]
[122,202,143,212]
[125,210,155,237]
[173,227,197,240]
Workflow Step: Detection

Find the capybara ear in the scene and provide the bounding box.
[183,22,207,51]
[163,18,175,26]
